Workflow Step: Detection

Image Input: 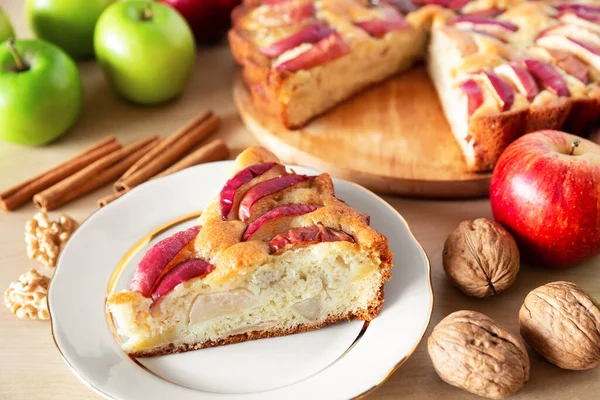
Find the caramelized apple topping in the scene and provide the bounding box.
[242,204,319,241]
[151,258,215,300]
[219,162,281,220]
[269,224,355,254]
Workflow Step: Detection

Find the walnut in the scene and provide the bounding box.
[4,269,51,320]
[25,212,78,267]
[443,218,520,298]
[519,281,600,370]
[428,310,530,399]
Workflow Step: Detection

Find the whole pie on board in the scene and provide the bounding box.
[229,0,600,171]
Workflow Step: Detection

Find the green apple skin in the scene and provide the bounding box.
[26,0,115,59]
[94,1,196,105]
[0,8,15,42]
[0,40,83,146]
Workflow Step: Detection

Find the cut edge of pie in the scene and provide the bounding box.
[107,146,393,357]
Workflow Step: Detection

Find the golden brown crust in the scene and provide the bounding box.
[466,94,599,171]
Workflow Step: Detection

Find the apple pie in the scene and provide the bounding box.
[107,146,392,356]
[230,0,600,171]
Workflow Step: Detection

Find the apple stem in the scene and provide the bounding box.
[142,2,154,20]
[7,38,28,72]
[570,140,581,156]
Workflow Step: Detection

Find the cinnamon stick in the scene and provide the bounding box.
[97,191,126,208]
[33,136,160,211]
[154,139,229,178]
[114,112,221,192]
[98,139,229,208]
[0,136,121,211]
[119,110,215,181]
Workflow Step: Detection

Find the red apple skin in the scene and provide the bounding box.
[355,15,409,38]
[219,162,280,220]
[160,0,241,44]
[490,130,600,268]
[275,32,350,72]
[130,225,201,296]
[269,224,355,254]
[151,258,215,300]
[238,174,310,221]
[260,24,333,58]
[242,203,318,241]
[459,79,484,116]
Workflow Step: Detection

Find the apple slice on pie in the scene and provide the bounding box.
[107,146,393,356]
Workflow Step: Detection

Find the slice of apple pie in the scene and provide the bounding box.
[107,146,393,356]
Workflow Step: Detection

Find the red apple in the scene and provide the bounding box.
[219,162,284,220]
[242,204,318,241]
[494,63,539,100]
[269,224,355,254]
[459,79,484,116]
[238,174,310,221]
[522,58,569,97]
[160,0,241,44]
[481,71,514,111]
[151,258,215,300]
[275,32,350,72]
[130,225,201,296]
[412,0,448,6]
[260,24,333,58]
[490,130,600,268]
[355,14,409,38]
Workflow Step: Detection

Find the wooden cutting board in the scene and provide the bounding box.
[233,66,492,198]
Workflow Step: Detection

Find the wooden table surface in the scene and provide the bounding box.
[1,3,599,400]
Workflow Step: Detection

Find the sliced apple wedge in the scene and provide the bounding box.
[151,259,215,300]
[412,0,448,6]
[557,3,600,13]
[238,175,311,221]
[242,204,318,241]
[459,79,485,117]
[219,162,285,220]
[130,226,201,297]
[538,23,600,48]
[544,48,589,83]
[355,14,409,38]
[287,2,315,23]
[260,24,333,58]
[275,33,350,72]
[269,224,355,254]
[522,58,570,97]
[494,63,539,100]
[558,9,600,34]
[536,35,600,71]
[480,71,514,111]
[451,16,518,32]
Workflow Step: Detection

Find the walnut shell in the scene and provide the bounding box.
[428,310,530,399]
[519,281,600,370]
[443,218,520,298]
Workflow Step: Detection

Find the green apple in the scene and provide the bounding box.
[26,0,115,59]
[94,1,196,105]
[0,39,83,146]
[0,7,15,42]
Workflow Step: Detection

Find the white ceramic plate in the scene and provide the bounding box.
[49,161,433,400]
